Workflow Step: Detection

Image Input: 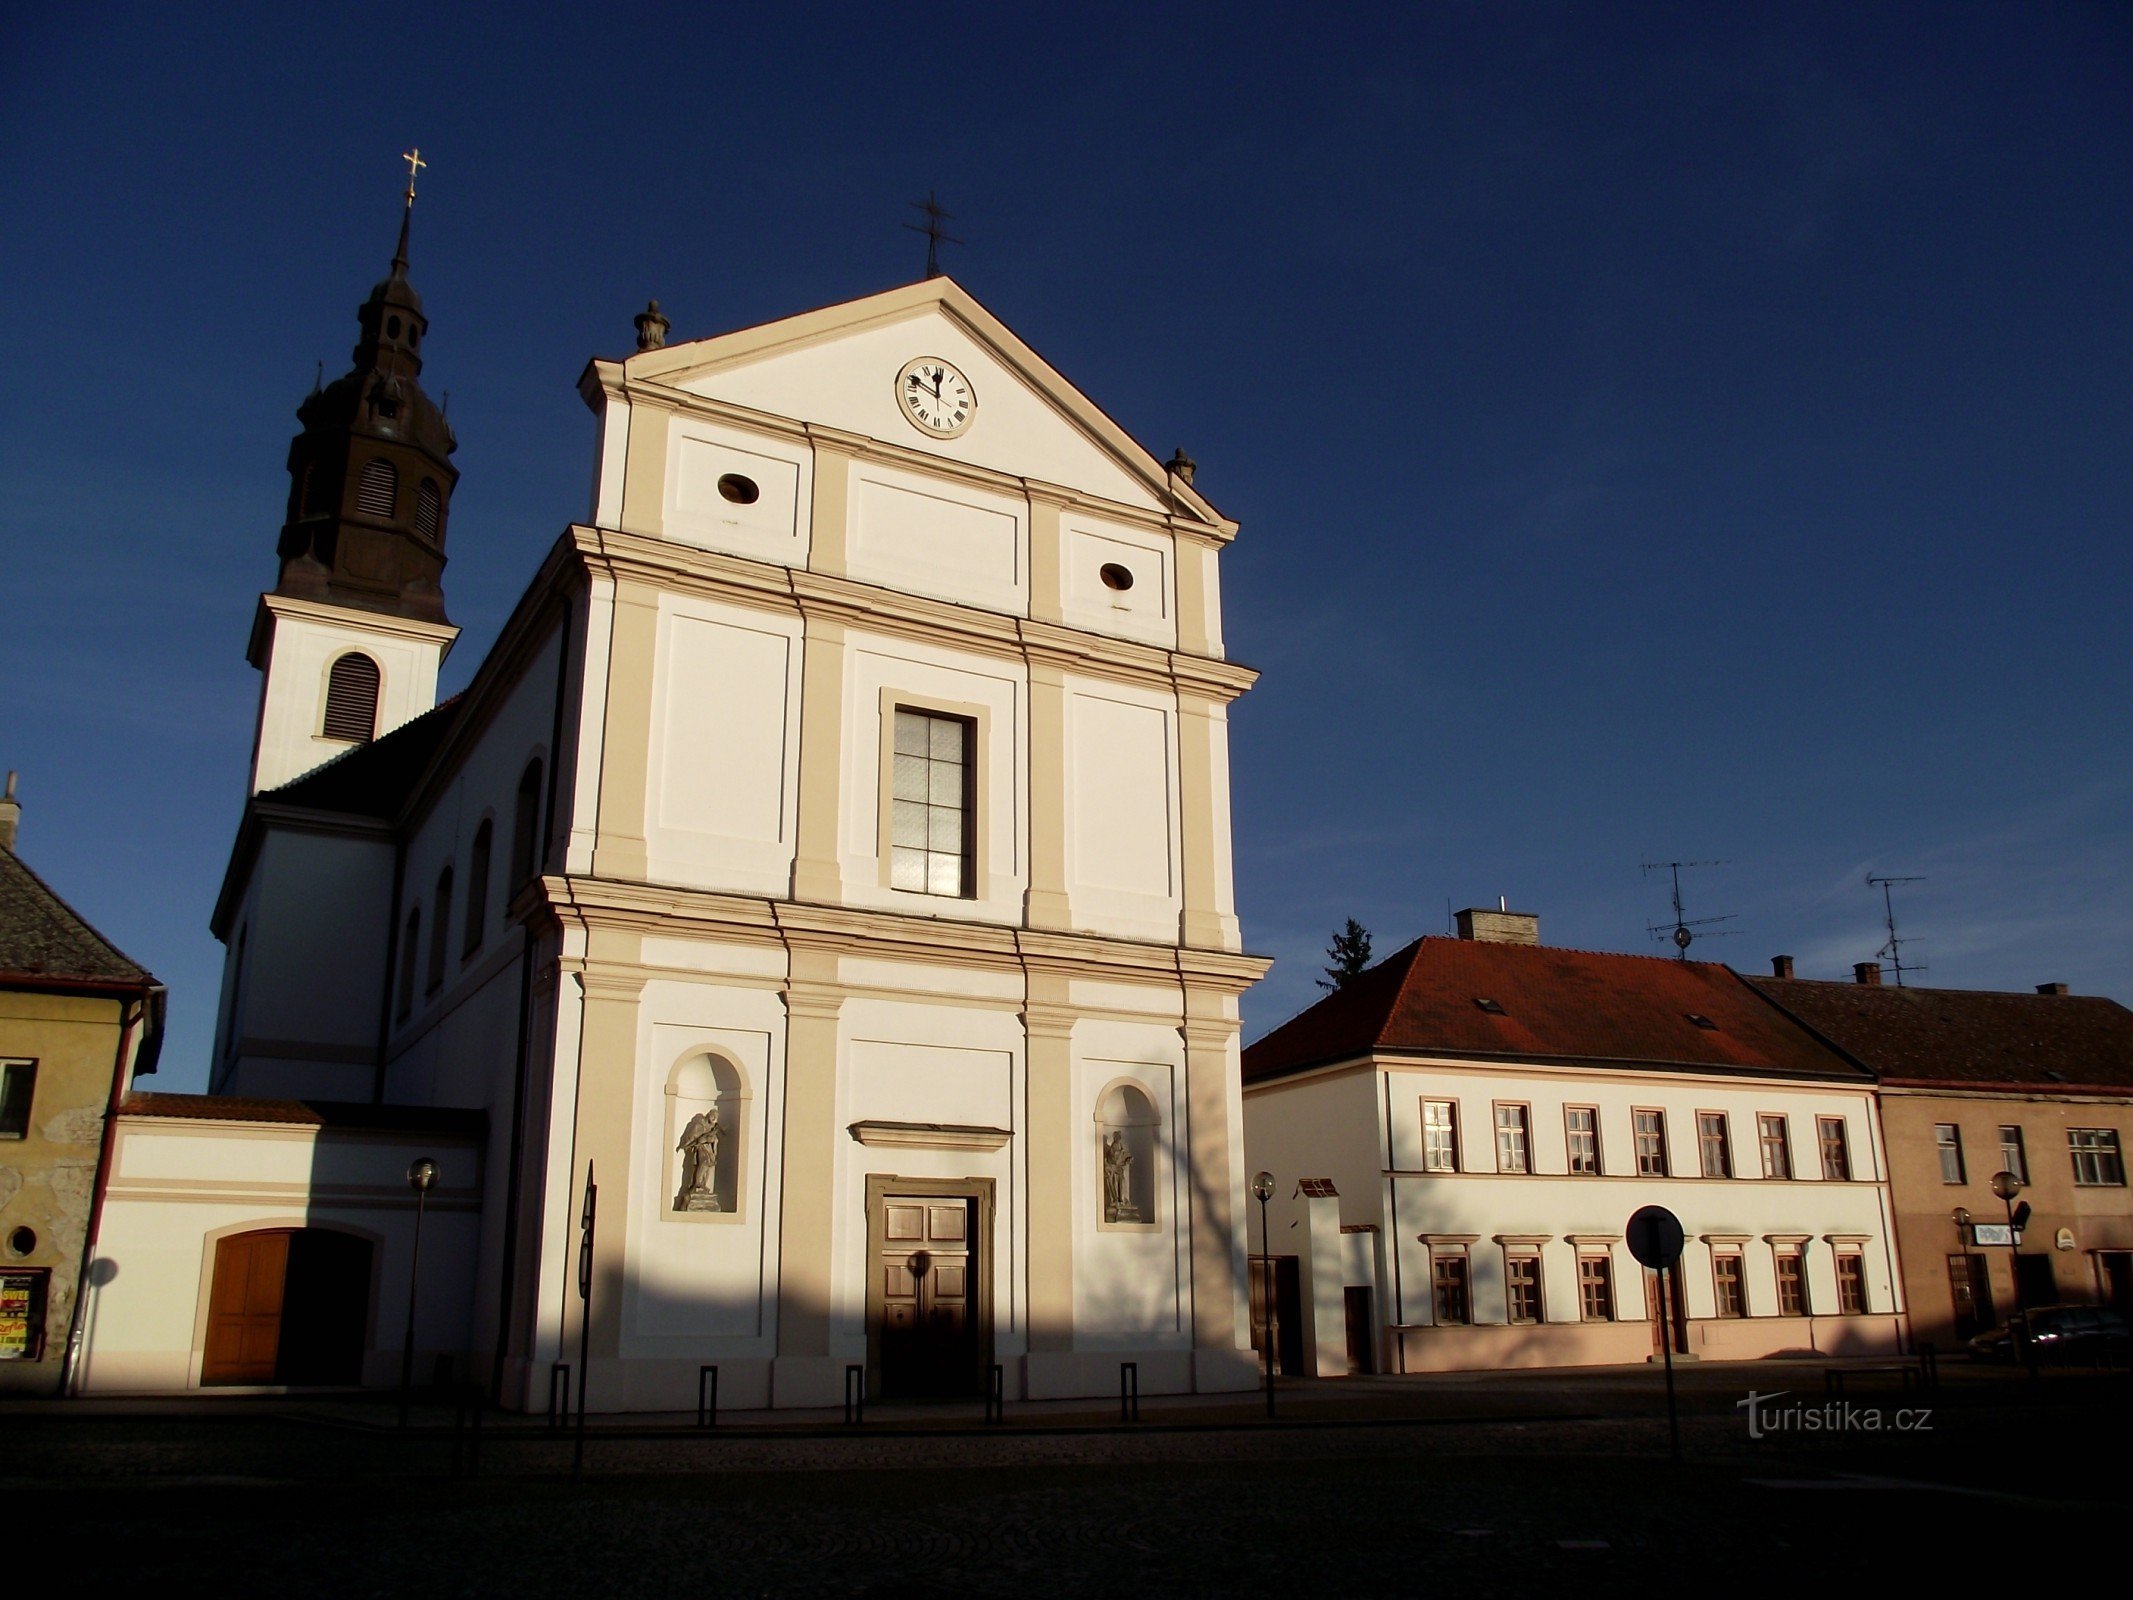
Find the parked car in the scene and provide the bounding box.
[1967,1304,2131,1363]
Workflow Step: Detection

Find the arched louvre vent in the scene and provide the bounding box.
[415,480,442,540]
[322,653,380,742]
[355,458,398,520]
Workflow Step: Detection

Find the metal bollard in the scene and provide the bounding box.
[1119,1360,1139,1423]
[547,1362,571,1429]
[984,1363,1005,1424]
[697,1364,719,1428]
[844,1363,866,1425]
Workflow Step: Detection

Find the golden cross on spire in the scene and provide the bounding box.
[401,147,426,208]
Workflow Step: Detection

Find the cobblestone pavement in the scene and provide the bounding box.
[17,1363,2125,1597]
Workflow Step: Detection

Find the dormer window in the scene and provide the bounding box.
[355,458,398,519]
[1686,1013,1717,1030]
[321,653,380,742]
[1473,998,1505,1015]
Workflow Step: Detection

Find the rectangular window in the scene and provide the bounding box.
[1818,1116,1852,1181]
[0,1061,35,1140]
[1493,1103,1531,1174]
[1634,1109,1669,1176]
[890,708,975,897]
[1431,1252,1470,1325]
[1565,1106,1600,1175]
[1713,1253,1746,1318]
[2069,1128,2127,1187]
[1934,1123,1965,1185]
[1758,1114,1793,1180]
[1578,1255,1614,1322]
[1421,1100,1459,1173]
[1997,1125,2027,1185]
[1697,1112,1732,1178]
[1505,1256,1542,1324]
[1836,1252,1867,1314]
[1775,1249,1806,1316]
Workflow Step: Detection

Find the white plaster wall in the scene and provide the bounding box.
[676,307,1161,512]
[847,462,1028,615]
[1063,676,1180,942]
[252,611,448,794]
[77,1120,483,1394]
[839,629,1027,923]
[1059,513,1175,649]
[642,594,800,895]
[662,417,812,567]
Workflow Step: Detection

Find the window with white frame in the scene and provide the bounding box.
[2069,1128,2125,1187]
[1819,1116,1852,1181]
[1758,1113,1793,1180]
[1934,1123,1965,1184]
[1431,1249,1470,1325]
[1697,1111,1732,1178]
[1577,1254,1614,1321]
[1565,1106,1600,1175]
[1634,1108,1669,1176]
[1421,1100,1459,1173]
[1505,1253,1543,1324]
[1493,1103,1531,1174]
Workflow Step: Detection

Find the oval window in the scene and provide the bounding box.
[717,473,760,505]
[6,1226,34,1257]
[1099,563,1135,592]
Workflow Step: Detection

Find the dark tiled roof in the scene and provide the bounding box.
[264,696,463,818]
[1744,977,2133,1092]
[1244,936,1865,1085]
[119,1091,487,1138]
[0,847,155,987]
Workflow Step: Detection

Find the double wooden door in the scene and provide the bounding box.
[202,1229,371,1386]
[877,1196,977,1398]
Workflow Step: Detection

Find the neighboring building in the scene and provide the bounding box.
[78,199,1269,1409]
[1748,959,2133,1351]
[0,776,164,1393]
[1241,911,1904,1375]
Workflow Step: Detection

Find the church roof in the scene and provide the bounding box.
[264,695,463,818]
[1243,937,1865,1085]
[1743,975,2133,1093]
[0,845,156,988]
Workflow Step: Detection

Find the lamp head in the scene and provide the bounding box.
[407,1156,439,1193]
[1250,1171,1275,1203]
[1989,1170,2022,1202]
[1953,1207,1971,1229]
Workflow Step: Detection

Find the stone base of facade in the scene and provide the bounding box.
[1393,1313,1906,1373]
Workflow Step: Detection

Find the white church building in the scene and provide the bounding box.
[74,206,1269,1410]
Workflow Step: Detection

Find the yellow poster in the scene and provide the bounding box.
[0,1275,37,1359]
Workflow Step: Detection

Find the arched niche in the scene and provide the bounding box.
[665,1051,749,1220]
[1094,1080,1160,1229]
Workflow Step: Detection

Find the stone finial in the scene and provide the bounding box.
[1166,447,1196,486]
[634,299,670,353]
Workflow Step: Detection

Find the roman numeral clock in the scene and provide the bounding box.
[897,356,976,438]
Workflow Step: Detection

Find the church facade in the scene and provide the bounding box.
[78,215,1269,1409]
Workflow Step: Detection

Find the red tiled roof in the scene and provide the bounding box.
[1744,977,2133,1092]
[1243,936,1866,1085]
[119,1091,486,1138]
[0,846,156,987]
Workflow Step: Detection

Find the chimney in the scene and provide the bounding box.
[1771,955,1795,980]
[0,771,17,852]
[2036,982,2070,996]
[1854,961,1882,986]
[1455,906,1539,946]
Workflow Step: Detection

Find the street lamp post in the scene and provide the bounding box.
[398,1156,438,1427]
[1251,1170,1276,1418]
[1988,1169,2033,1375]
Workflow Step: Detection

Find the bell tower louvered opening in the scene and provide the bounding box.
[321,653,381,742]
[355,458,398,520]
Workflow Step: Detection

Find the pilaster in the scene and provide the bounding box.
[774,960,844,1357]
[589,579,658,882]
[1024,661,1073,930]
[790,613,849,905]
[1175,690,1242,951]
[1022,989,1079,1351]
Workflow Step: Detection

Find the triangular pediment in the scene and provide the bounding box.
[617,278,1223,523]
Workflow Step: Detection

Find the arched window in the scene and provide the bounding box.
[321,654,381,743]
[396,908,420,1020]
[427,866,453,993]
[355,458,398,519]
[1096,1082,1161,1226]
[511,760,544,884]
[463,820,492,957]
[415,480,442,541]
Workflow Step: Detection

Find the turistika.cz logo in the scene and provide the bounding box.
[1736,1390,1934,1439]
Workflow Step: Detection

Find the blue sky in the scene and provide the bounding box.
[4,3,2129,1092]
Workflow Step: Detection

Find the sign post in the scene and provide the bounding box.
[1628,1204,1687,1462]
[574,1162,596,1478]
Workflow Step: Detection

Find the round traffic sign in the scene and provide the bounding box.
[1627,1204,1685,1268]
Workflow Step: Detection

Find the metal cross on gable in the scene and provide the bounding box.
[401,147,427,206]
[904,190,964,279]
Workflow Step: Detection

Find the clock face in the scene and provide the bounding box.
[896,357,976,438]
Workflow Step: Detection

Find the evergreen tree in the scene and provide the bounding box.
[1318,919,1373,990]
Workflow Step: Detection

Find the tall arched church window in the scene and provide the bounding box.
[1096,1082,1160,1226]
[463,820,492,957]
[511,760,544,884]
[427,866,453,993]
[396,908,420,1021]
[321,654,381,743]
[355,458,398,519]
[415,479,442,541]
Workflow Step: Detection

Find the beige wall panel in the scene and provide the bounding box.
[849,466,1025,613]
[665,422,810,565]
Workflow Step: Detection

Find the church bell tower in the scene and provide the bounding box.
[245,153,460,794]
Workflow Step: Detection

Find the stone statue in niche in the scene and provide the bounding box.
[1103,1130,1141,1223]
[675,1107,723,1212]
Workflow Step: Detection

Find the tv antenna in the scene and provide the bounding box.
[904,191,963,279]
[1641,860,1737,960]
[1867,874,1928,986]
